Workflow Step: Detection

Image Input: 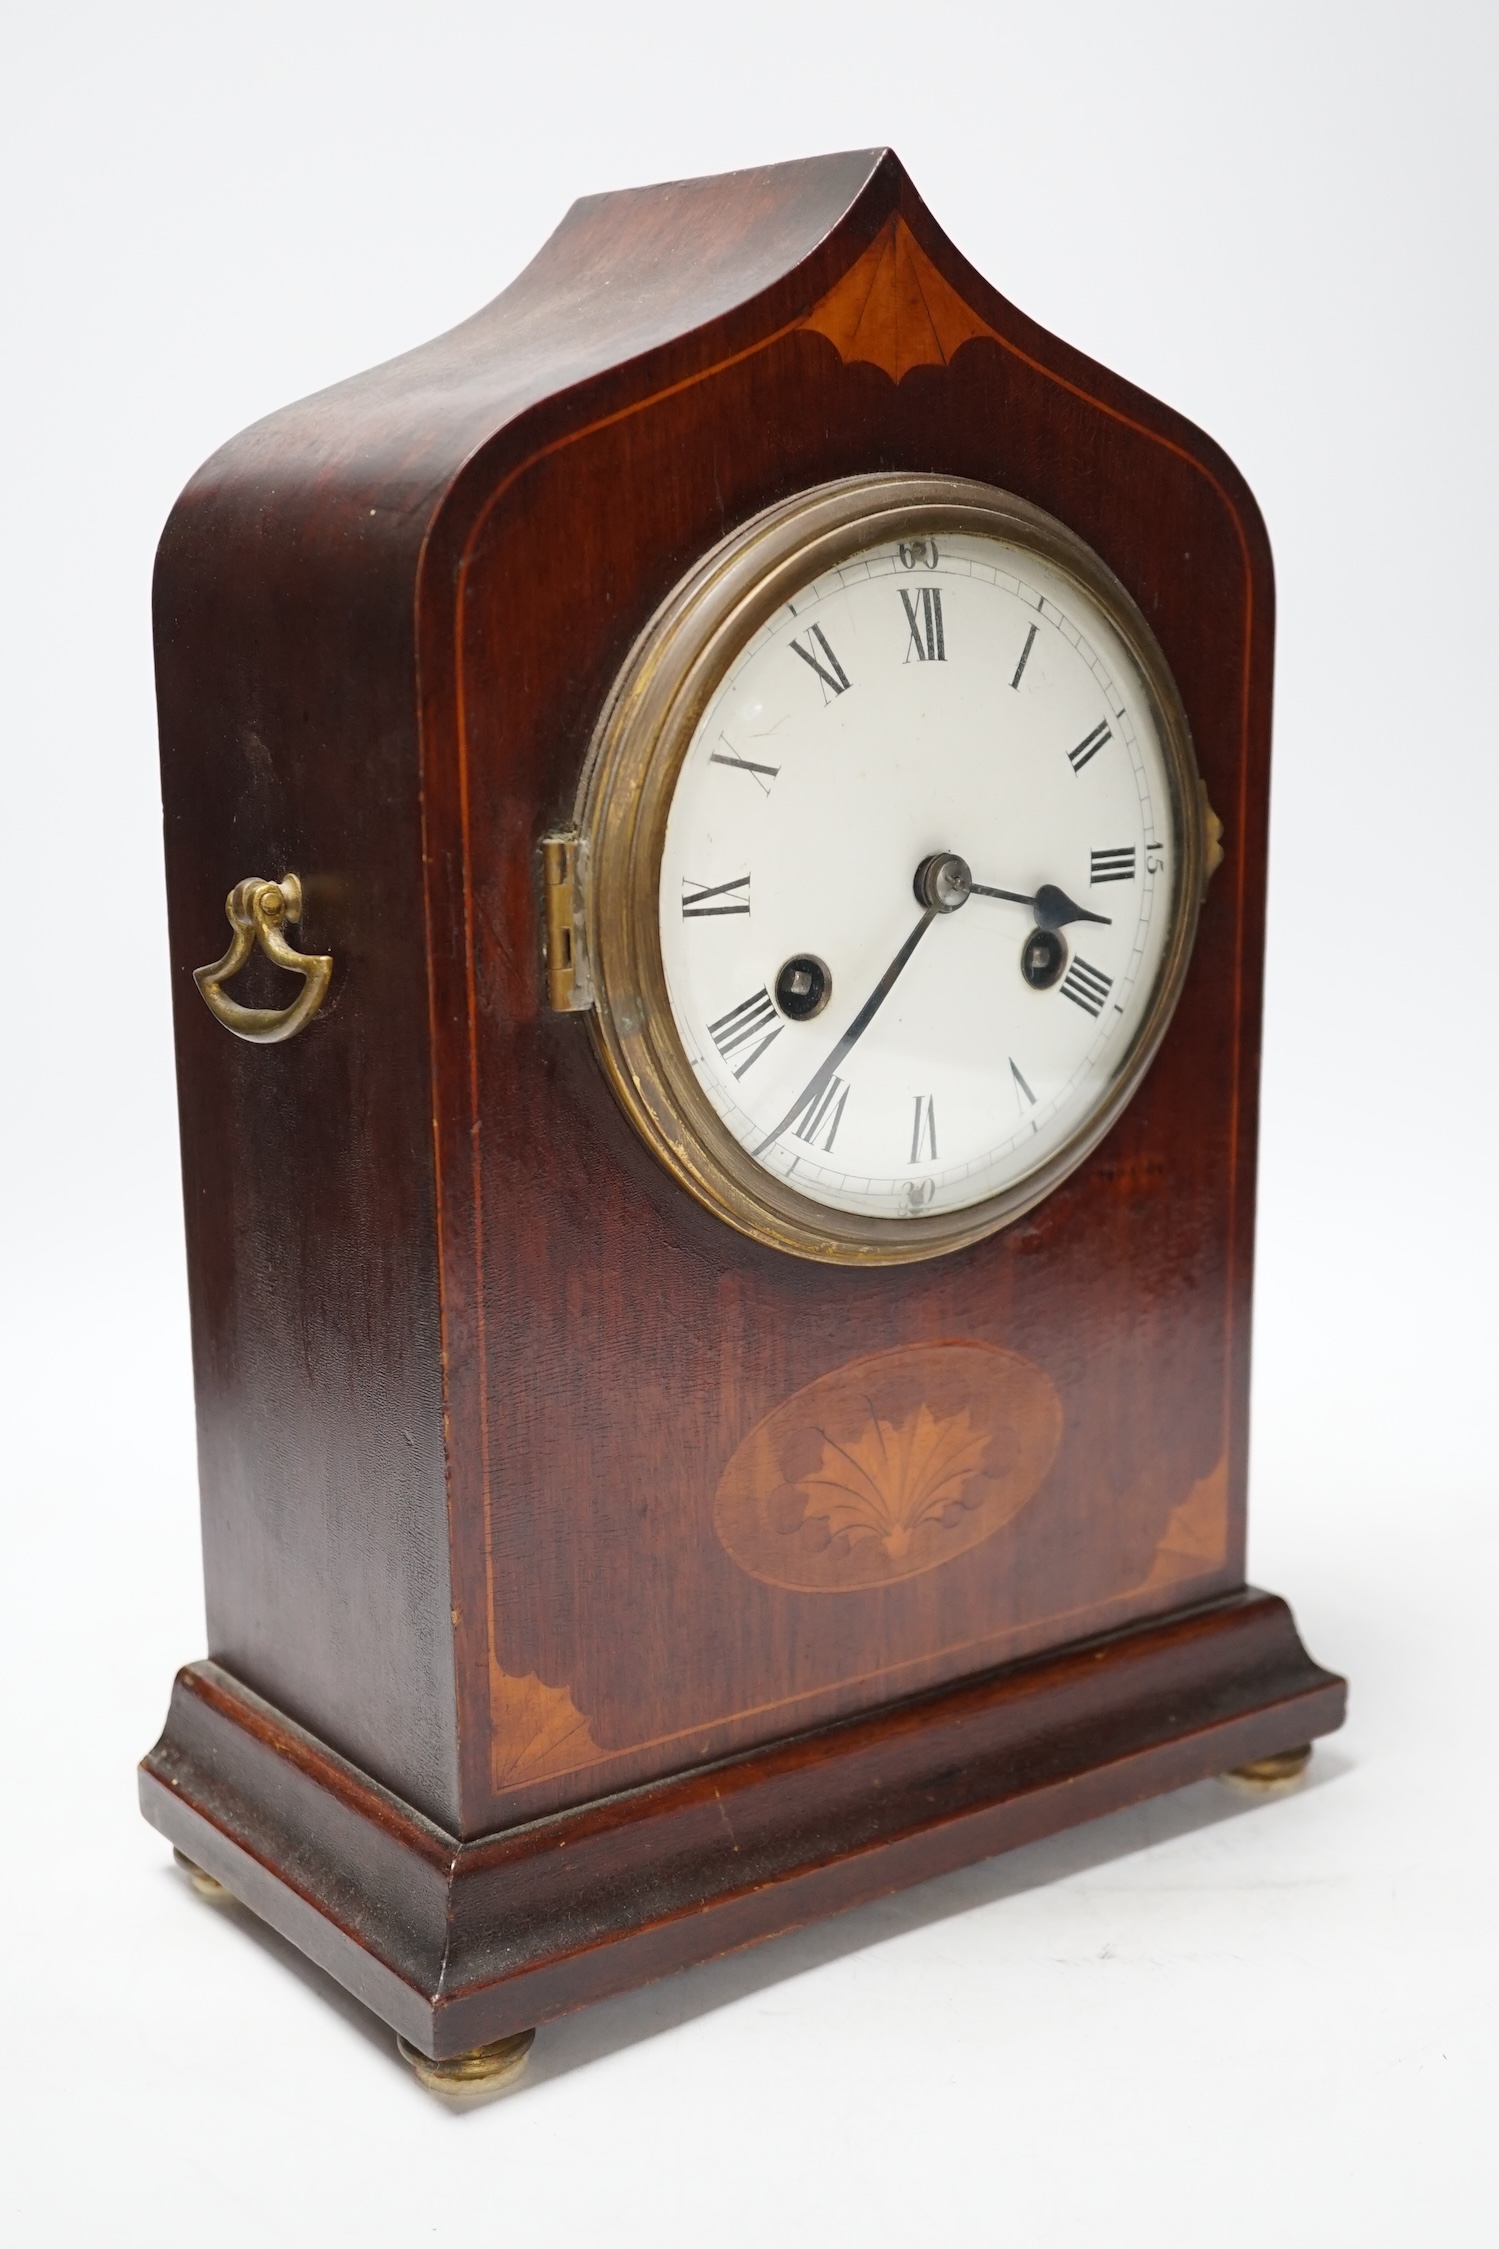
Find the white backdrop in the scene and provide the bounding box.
[3,3,1495,2241]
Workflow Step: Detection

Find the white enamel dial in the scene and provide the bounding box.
[657,527,1184,1222]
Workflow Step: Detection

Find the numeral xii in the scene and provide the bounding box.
[900,587,945,663]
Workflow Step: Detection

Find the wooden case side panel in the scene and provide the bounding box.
[151,151,902,1834]
[155,475,462,1826]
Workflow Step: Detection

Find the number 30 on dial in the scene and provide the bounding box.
[575,475,1211,1265]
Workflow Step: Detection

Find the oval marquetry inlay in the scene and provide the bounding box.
[714,1341,1063,1592]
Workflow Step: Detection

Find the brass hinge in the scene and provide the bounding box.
[541,831,593,1012]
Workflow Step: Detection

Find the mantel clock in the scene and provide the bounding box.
[141,151,1344,2091]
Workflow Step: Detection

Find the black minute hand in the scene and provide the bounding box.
[752,905,939,1157]
[968,879,1110,930]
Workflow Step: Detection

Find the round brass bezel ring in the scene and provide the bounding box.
[575,472,1206,1267]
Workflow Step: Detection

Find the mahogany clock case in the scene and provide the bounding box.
[140,148,1344,2058]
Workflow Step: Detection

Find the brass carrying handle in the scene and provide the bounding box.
[193,874,333,1045]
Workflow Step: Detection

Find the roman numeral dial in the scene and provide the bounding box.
[651,510,1193,1238]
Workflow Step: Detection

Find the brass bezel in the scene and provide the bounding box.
[575,473,1206,1266]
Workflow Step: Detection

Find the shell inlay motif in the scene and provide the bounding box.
[800,215,997,381]
[488,1666,601,1788]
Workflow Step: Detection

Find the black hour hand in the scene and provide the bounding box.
[968,878,1111,930]
[1032,882,1110,930]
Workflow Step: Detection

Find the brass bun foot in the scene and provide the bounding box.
[1220,1743,1313,1796]
[397,2029,536,2097]
[173,1847,230,1900]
